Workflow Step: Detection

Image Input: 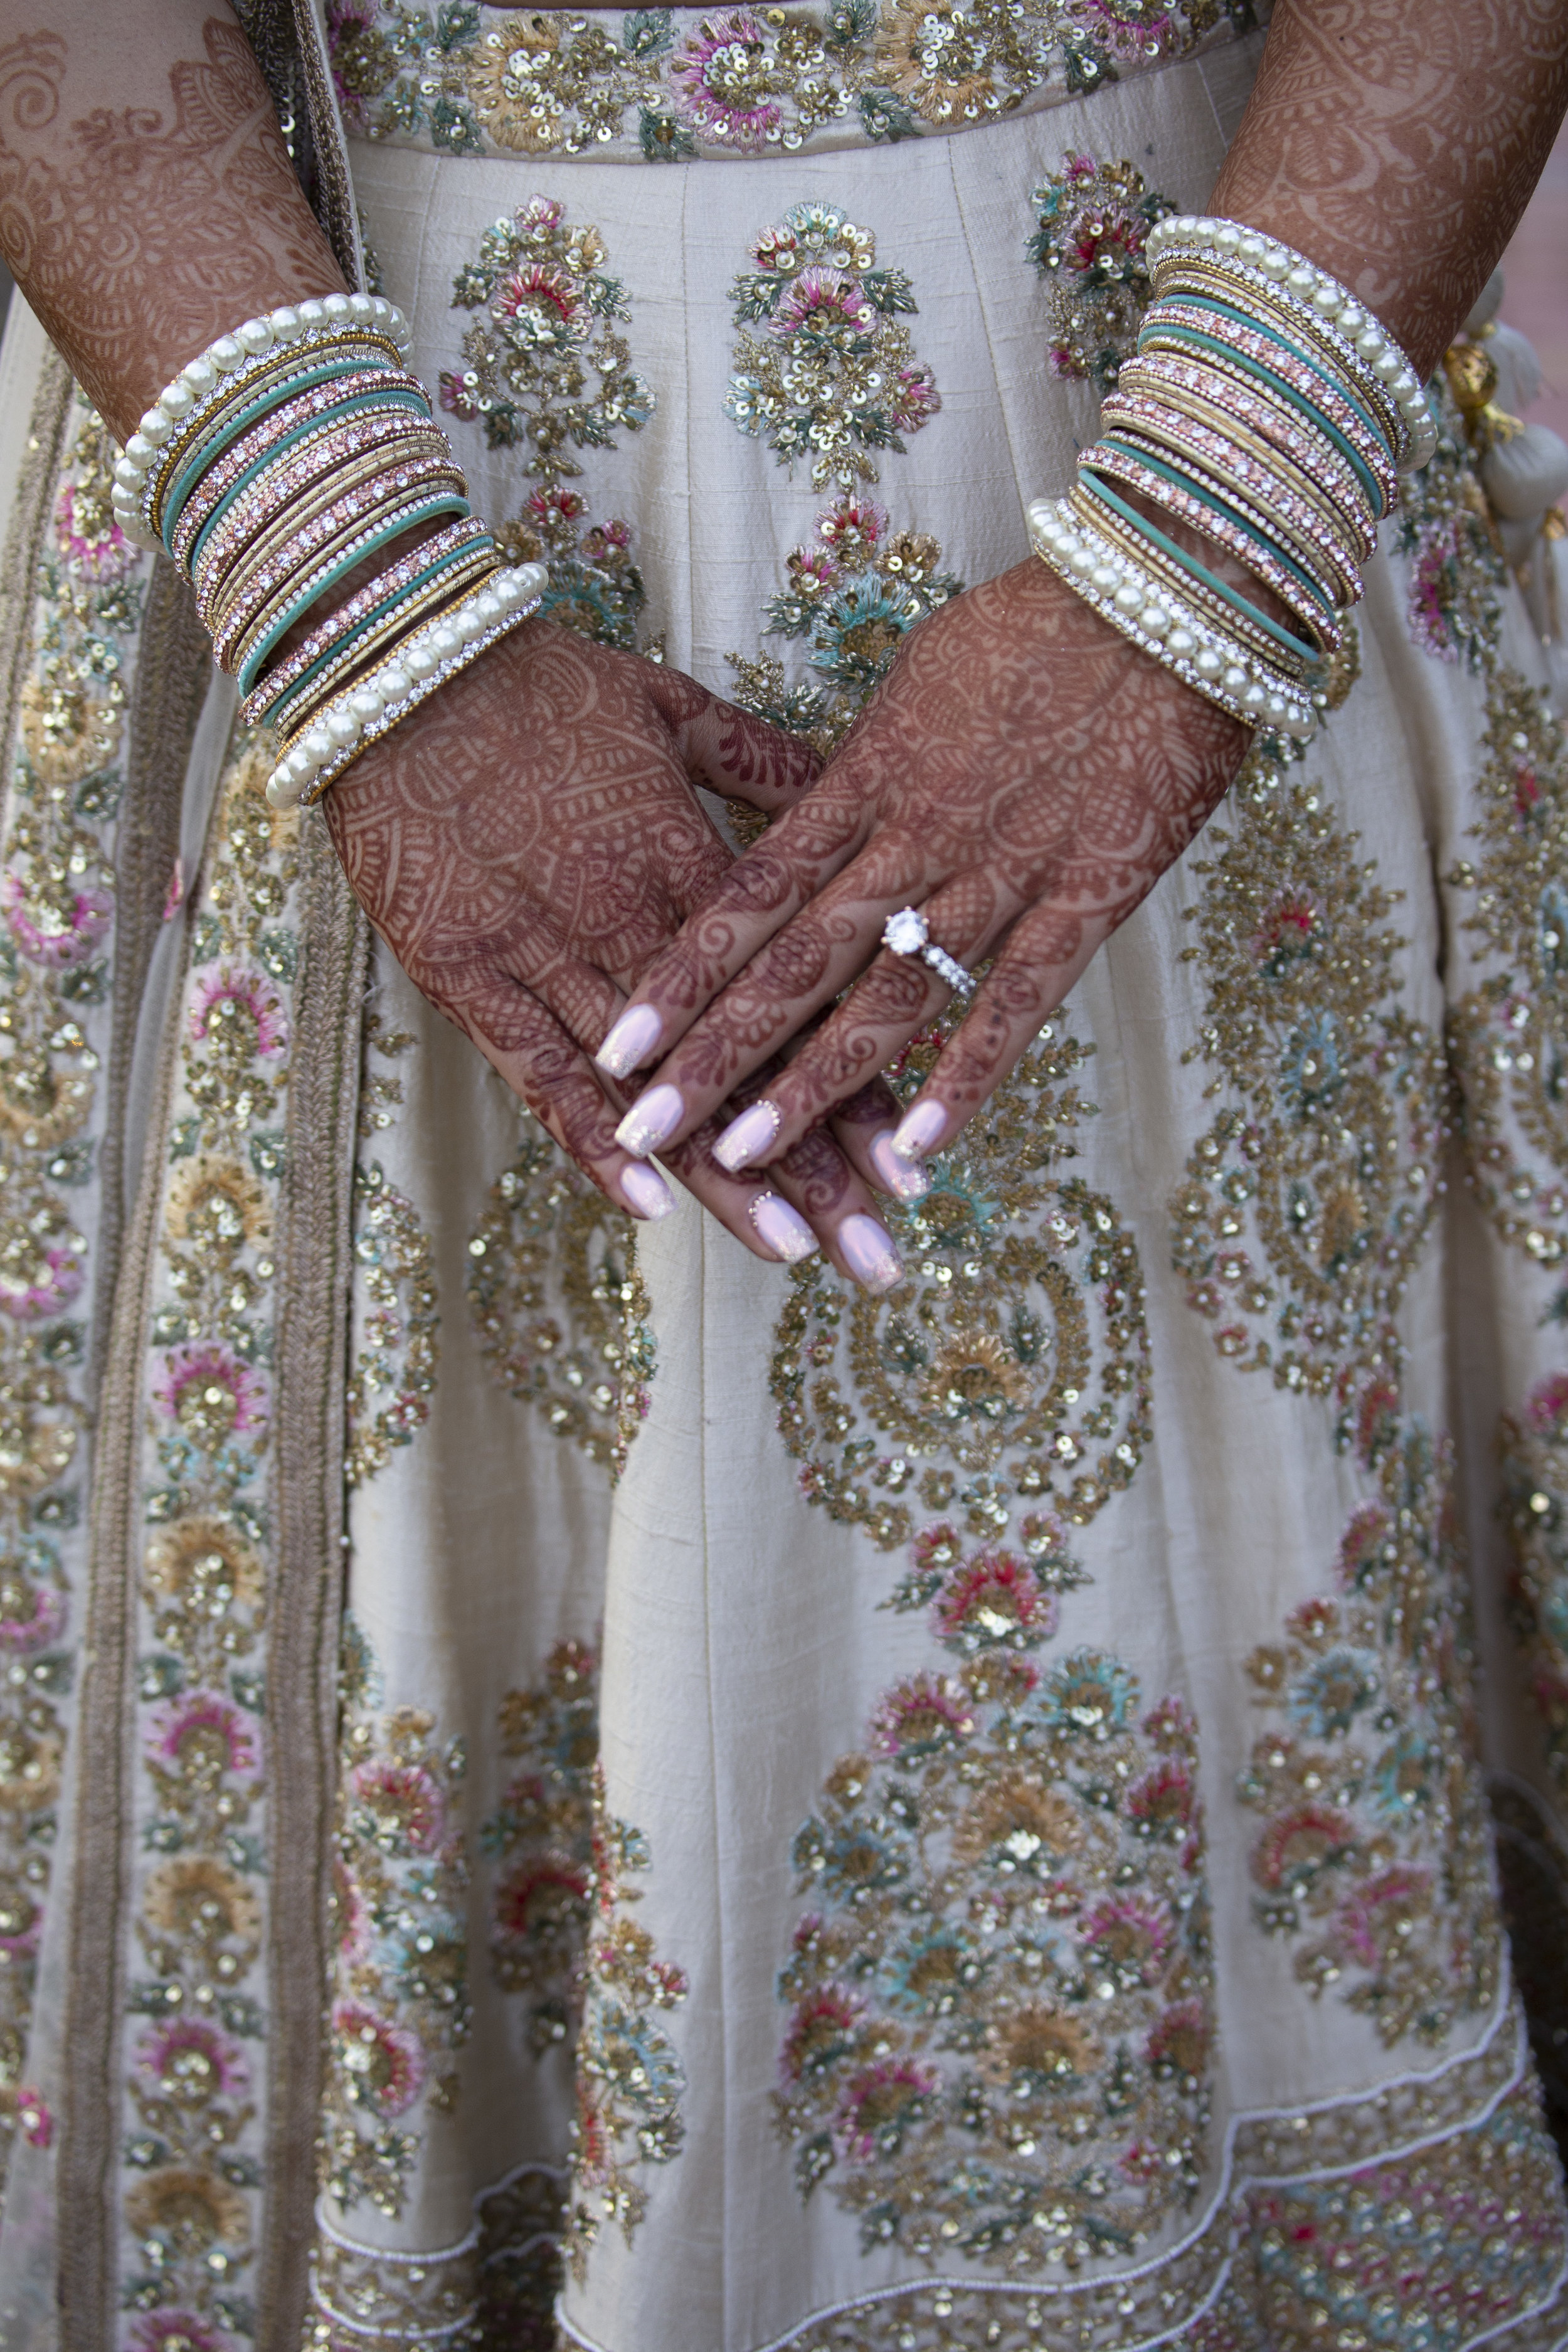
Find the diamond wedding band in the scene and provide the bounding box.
[881,906,977,999]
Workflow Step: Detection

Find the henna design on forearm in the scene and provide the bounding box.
[1212,0,1568,378]
[0,8,343,438]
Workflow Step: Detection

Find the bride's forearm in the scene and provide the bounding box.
[1211,0,1568,378]
[0,1,345,440]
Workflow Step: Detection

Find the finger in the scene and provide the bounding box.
[659,1110,904,1293]
[826,1077,932,1207]
[591,776,871,1081]
[457,980,682,1226]
[614,861,1011,1160]
[880,899,1113,1161]
[645,665,823,809]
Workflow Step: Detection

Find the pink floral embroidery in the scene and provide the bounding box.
[188,967,288,1058]
[3,867,112,969]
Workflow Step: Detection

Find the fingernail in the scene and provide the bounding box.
[620,1162,674,1221]
[838,1212,904,1293]
[714,1097,781,1173]
[748,1190,819,1264]
[891,1098,948,1162]
[614,1083,684,1158]
[596,1002,664,1079]
[869,1128,930,1202]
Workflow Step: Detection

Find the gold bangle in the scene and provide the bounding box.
[264,546,504,735]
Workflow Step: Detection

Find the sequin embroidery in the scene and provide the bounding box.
[725,201,939,490]
[728,492,961,753]
[1025,152,1175,389]
[777,1654,1212,2269]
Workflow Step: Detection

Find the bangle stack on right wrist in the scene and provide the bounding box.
[1025,215,1433,745]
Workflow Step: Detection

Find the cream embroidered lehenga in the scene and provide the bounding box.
[1,3,1567,2347]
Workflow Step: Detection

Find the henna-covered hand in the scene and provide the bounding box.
[323,620,908,1279]
[593,559,1247,1173]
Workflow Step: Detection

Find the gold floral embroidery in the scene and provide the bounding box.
[0,397,142,2175]
[1237,1416,1500,2047]
[777,1652,1212,2271]
[305,2161,569,2351]
[725,201,939,490]
[1170,737,1448,1409]
[441,193,662,656]
[1025,152,1175,389]
[321,1617,471,2219]
[345,1162,439,1488]
[566,1762,688,2279]
[484,1637,598,2053]
[123,733,297,2338]
[772,1018,1148,1556]
[467,1121,654,1478]
[329,0,1248,164]
[1446,671,1568,1276]
[728,492,961,754]
[1397,378,1505,670]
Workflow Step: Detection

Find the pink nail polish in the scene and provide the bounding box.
[748,1190,819,1264]
[620,1162,674,1220]
[714,1097,781,1172]
[838,1212,903,1293]
[596,1002,664,1079]
[614,1083,684,1158]
[891,1098,948,1162]
[868,1129,930,1202]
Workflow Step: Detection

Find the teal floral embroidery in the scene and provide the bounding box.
[1026,151,1176,389]
[725,203,939,490]
[728,492,961,751]
[1237,1417,1500,2048]
[776,1653,1212,2269]
[1397,379,1504,670]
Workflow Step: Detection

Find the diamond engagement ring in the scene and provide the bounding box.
[881,906,977,999]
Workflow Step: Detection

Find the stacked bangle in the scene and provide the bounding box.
[1025,215,1431,746]
[110,297,548,809]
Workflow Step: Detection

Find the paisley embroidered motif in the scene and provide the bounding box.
[728,493,961,753]
[1170,738,1448,1409]
[320,1617,471,2219]
[467,1121,654,1480]
[772,1018,1148,1563]
[776,1654,1212,2270]
[345,1163,439,1488]
[1397,381,1505,670]
[329,0,1251,164]
[1237,1416,1500,2048]
[726,201,939,490]
[1446,671,1568,1280]
[1025,152,1176,389]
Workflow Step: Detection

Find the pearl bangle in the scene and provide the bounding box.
[1143,216,1434,473]
[1025,497,1319,743]
[109,295,413,549]
[266,563,550,810]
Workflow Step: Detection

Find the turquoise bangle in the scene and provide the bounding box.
[255,535,498,726]
[1078,471,1323,672]
[161,354,403,551]
[235,495,472,694]
[1141,303,1390,516]
[188,388,431,575]
[1094,436,1339,623]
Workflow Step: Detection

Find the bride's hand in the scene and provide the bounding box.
[592,558,1249,1172]
[323,620,907,1281]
